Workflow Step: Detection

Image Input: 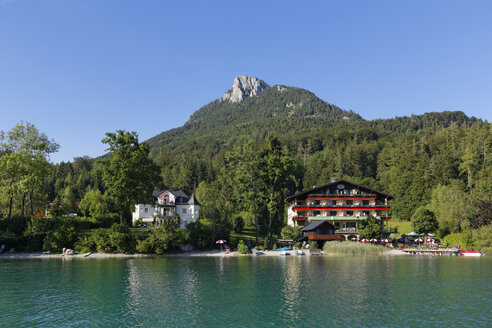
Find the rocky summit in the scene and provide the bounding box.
[222,75,268,103]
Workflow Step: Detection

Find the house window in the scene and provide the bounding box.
[346,211,354,216]
[144,208,148,213]
[329,200,337,206]
[345,222,356,228]
[362,200,369,206]
[182,208,187,214]
[345,200,353,206]
[329,211,337,216]
[313,211,321,216]
[362,210,370,216]
[313,200,320,206]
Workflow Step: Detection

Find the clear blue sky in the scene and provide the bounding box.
[1,0,491,163]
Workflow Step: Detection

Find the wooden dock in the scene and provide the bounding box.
[403,248,460,256]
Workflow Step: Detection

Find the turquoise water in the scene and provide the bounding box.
[0,256,490,327]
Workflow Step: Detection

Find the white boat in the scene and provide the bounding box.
[280,251,290,256]
[295,250,305,256]
[460,250,486,257]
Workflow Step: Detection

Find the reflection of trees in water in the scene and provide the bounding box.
[124,258,201,325]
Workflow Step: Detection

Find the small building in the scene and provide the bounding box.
[132,190,200,228]
[298,220,344,247]
[285,179,395,240]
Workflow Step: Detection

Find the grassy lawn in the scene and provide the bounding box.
[230,227,269,245]
[387,221,413,235]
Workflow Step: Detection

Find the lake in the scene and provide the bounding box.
[0,256,490,327]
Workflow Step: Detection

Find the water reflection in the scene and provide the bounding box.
[1,257,490,327]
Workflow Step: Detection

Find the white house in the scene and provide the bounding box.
[132,190,200,229]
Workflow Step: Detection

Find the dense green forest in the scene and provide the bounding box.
[1,84,491,252]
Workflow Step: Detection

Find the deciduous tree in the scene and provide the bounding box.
[101,130,160,224]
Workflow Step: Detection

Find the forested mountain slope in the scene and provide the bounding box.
[146,80,362,158]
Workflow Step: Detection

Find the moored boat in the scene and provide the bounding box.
[459,250,486,257]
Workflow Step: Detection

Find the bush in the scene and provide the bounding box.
[134,219,144,227]
[43,222,79,253]
[24,217,59,251]
[443,231,474,249]
[294,242,301,249]
[273,242,278,250]
[309,241,318,250]
[263,239,268,250]
[472,225,492,253]
[0,231,26,250]
[136,238,153,253]
[91,229,112,253]
[77,224,136,254]
[186,220,213,250]
[0,215,27,235]
[281,226,302,240]
[359,216,383,239]
[74,236,96,254]
[237,240,249,254]
[135,226,189,254]
[411,207,438,234]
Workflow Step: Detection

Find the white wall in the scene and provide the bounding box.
[176,204,199,228]
[132,204,157,223]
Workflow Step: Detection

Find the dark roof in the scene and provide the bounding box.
[188,193,200,206]
[170,190,188,198]
[299,220,336,232]
[285,179,395,203]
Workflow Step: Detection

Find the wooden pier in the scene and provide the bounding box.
[403,248,460,256]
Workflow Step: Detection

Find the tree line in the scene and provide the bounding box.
[1,116,491,252]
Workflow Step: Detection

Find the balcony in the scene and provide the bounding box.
[307,215,390,221]
[307,193,377,198]
[308,234,345,241]
[335,227,359,234]
[294,205,390,210]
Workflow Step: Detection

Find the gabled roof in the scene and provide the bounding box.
[285,179,395,203]
[188,193,200,206]
[299,220,336,232]
[169,190,188,198]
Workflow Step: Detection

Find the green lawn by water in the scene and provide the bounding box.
[387,221,413,235]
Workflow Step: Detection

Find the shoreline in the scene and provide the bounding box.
[0,249,408,259]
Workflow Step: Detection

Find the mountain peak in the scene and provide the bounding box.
[222,75,268,103]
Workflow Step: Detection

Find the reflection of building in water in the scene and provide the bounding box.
[126,259,144,315]
[281,258,305,321]
[124,259,201,321]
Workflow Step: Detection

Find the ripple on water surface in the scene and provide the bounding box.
[0,256,490,327]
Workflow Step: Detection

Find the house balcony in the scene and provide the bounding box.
[157,203,176,208]
[293,205,390,210]
[307,234,345,241]
[306,194,377,199]
[307,215,390,221]
[291,216,308,222]
[335,227,359,234]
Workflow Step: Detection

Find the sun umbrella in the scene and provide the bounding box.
[427,238,434,243]
[216,239,226,252]
[361,239,369,242]
[382,239,390,243]
[370,238,378,242]
[415,238,423,242]
[350,237,358,241]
